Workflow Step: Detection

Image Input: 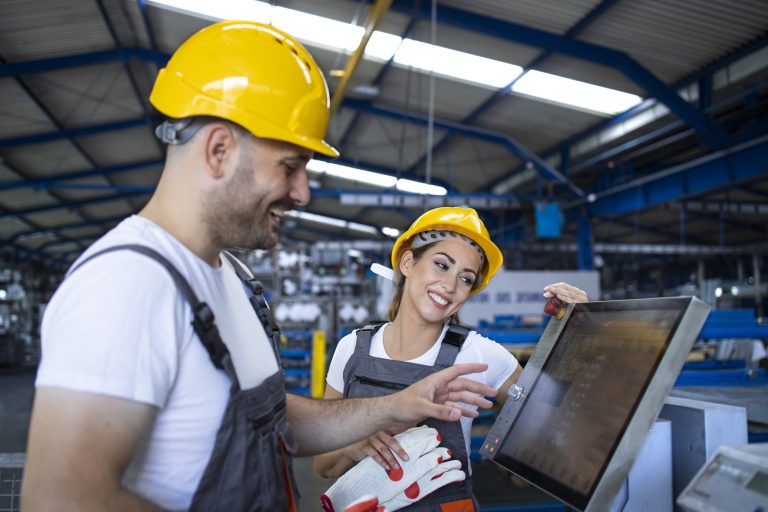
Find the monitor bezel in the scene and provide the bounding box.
[481,296,709,511]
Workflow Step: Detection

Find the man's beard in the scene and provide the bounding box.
[203,158,278,251]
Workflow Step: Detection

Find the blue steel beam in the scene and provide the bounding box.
[389,0,729,148]
[1,53,141,216]
[342,98,585,197]
[17,235,100,263]
[405,0,623,176]
[577,135,768,217]
[0,215,126,252]
[0,190,149,218]
[0,118,152,147]
[489,78,768,195]
[96,0,164,155]
[0,160,92,253]
[0,47,167,78]
[0,159,162,191]
[337,14,420,148]
[137,0,160,53]
[604,216,712,245]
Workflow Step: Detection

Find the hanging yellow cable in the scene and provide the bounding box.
[329,0,393,115]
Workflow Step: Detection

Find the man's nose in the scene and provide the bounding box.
[290,169,311,207]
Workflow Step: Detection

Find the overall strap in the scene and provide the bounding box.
[353,323,386,357]
[220,252,283,360]
[433,323,470,368]
[68,244,231,370]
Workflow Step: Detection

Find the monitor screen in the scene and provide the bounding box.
[492,299,689,510]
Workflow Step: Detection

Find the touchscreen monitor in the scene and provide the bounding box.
[480,297,710,511]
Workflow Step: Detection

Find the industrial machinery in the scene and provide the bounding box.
[480,296,710,511]
[677,443,768,511]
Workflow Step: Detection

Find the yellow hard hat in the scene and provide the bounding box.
[150,20,338,157]
[391,207,503,293]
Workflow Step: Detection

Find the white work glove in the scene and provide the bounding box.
[321,426,448,512]
[341,495,385,512]
[380,459,466,511]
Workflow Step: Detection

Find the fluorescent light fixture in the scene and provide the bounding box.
[393,39,522,88]
[513,70,642,115]
[395,179,447,196]
[347,249,363,258]
[365,31,404,61]
[348,222,379,235]
[286,211,379,235]
[730,286,739,296]
[147,0,271,22]
[148,0,643,116]
[307,160,446,196]
[381,227,401,238]
[307,160,396,188]
[272,6,363,53]
[715,287,723,298]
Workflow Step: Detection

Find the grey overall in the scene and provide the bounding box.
[342,323,479,512]
[70,245,299,512]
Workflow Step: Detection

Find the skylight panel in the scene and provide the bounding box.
[395,179,447,196]
[148,0,271,22]
[513,70,642,116]
[381,227,401,238]
[148,0,643,116]
[286,211,379,235]
[271,6,363,52]
[393,39,523,88]
[306,160,397,188]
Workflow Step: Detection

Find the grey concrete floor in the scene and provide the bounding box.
[0,368,34,454]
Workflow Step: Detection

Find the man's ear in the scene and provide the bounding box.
[202,123,238,179]
[399,250,415,277]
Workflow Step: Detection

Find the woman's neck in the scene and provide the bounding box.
[384,313,445,361]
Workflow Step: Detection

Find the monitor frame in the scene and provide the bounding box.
[480,296,710,511]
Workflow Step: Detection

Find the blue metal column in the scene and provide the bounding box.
[578,213,594,270]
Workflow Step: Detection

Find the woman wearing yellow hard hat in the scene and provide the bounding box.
[315,206,588,510]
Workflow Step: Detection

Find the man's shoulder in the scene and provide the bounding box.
[67,216,204,285]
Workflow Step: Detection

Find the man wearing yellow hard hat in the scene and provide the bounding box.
[22,21,498,512]
[314,207,587,510]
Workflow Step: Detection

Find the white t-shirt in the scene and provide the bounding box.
[326,323,518,458]
[36,215,279,511]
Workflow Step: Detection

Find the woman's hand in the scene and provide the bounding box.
[345,428,411,472]
[543,282,588,303]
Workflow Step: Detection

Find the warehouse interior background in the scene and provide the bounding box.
[0,0,767,510]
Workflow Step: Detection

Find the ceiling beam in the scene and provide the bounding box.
[0,47,167,78]
[516,241,768,256]
[405,0,624,176]
[329,0,393,115]
[389,0,730,149]
[343,98,584,197]
[572,135,768,217]
[0,118,151,147]
[0,159,162,191]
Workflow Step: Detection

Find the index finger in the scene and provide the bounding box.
[436,363,489,381]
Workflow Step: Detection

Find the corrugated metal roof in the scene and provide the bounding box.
[0,0,115,61]
[439,0,603,35]
[0,0,766,258]
[580,0,768,82]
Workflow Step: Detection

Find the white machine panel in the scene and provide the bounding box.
[677,443,768,512]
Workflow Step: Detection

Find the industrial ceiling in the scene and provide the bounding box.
[0,0,767,275]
